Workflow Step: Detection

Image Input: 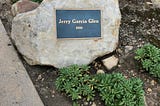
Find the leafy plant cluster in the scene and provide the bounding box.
[135,44,160,78]
[55,65,95,101]
[55,65,145,106]
[95,73,144,106]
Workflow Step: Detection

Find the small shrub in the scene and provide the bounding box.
[135,44,160,78]
[56,65,144,106]
[95,73,144,106]
[55,65,95,101]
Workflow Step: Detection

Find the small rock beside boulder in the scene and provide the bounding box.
[102,56,119,70]
[12,0,39,16]
[125,46,133,53]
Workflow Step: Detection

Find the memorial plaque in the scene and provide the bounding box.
[56,10,101,38]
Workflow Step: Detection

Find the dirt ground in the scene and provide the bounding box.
[0,0,160,106]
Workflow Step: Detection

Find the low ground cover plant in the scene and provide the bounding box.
[135,44,160,78]
[55,65,95,101]
[55,65,145,106]
[95,73,144,106]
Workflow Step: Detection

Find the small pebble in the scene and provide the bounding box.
[91,102,96,106]
[147,88,152,93]
[52,90,55,94]
[84,101,88,106]
[151,80,156,86]
[51,95,55,98]
[97,69,105,74]
[125,46,133,53]
[36,74,42,81]
[118,65,121,67]
[124,75,128,79]
[41,78,44,81]
[132,74,136,77]
[131,20,136,23]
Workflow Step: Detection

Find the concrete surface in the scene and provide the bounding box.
[0,19,44,106]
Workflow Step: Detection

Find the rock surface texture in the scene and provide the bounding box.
[151,0,160,8]
[12,0,39,16]
[11,0,121,68]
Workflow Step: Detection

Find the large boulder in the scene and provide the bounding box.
[11,0,121,68]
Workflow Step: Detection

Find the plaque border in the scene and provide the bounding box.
[54,8,103,40]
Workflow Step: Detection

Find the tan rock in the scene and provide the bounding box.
[12,0,39,16]
[102,56,118,70]
[151,80,156,85]
[97,69,105,74]
[125,46,133,53]
[147,88,152,93]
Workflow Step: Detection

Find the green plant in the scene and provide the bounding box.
[55,65,95,102]
[56,65,145,106]
[135,44,160,78]
[95,73,144,106]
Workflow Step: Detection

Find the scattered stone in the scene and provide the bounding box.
[151,80,156,85]
[51,90,55,94]
[11,0,121,68]
[91,102,96,106]
[132,73,136,77]
[102,56,118,70]
[97,69,105,74]
[147,88,152,93]
[118,64,121,67]
[124,75,128,79]
[12,0,39,16]
[84,101,88,106]
[37,74,42,80]
[51,95,55,98]
[147,30,151,35]
[117,48,123,54]
[41,78,44,81]
[131,20,136,23]
[125,46,133,53]
[146,2,153,5]
[130,70,134,73]
[89,102,92,105]
[94,62,98,67]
